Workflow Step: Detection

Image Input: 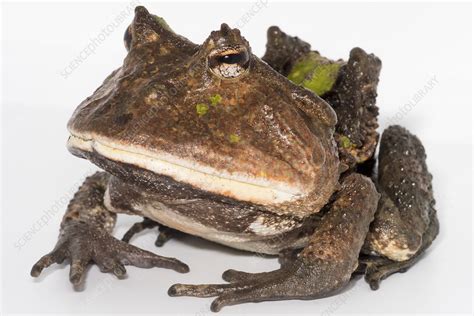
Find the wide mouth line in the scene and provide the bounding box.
[67,133,304,202]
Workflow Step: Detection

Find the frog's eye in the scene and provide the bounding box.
[124,25,132,51]
[208,47,250,79]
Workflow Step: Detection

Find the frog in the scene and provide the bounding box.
[31,6,439,312]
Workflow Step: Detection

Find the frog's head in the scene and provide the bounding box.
[67,6,340,214]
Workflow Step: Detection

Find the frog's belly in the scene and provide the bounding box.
[133,200,308,254]
[104,182,308,254]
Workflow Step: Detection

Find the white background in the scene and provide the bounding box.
[1,1,472,315]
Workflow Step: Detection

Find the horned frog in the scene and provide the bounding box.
[31,6,439,312]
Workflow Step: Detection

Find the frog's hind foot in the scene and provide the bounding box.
[360,210,439,290]
[360,254,417,290]
[122,218,181,247]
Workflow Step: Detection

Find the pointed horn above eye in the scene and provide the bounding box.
[126,7,159,49]
[134,5,150,18]
[133,6,173,34]
[124,6,177,51]
[220,23,232,35]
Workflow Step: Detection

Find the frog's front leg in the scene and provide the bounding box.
[31,172,189,286]
[168,173,379,311]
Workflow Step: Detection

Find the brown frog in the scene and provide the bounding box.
[31,6,439,312]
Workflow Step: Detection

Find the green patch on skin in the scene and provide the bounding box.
[209,94,222,107]
[229,134,241,144]
[339,135,353,149]
[288,52,341,96]
[196,103,209,117]
[152,15,173,32]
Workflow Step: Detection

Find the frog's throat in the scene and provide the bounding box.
[67,134,308,205]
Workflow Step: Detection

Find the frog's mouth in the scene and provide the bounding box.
[67,134,307,205]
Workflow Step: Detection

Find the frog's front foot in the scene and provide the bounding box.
[31,221,189,286]
[170,259,341,312]
[122,218,181,247]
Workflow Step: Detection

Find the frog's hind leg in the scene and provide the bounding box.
[360,125,439,290]
[122,218,181,247]
[168,173,380,311]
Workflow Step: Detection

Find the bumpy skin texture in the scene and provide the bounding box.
[263,26,438,292]
[324,48,381,168]
[32,7,439,312]
[264,27,381,169]
[169,174,379,312]
[365,126,436,261]
[31,172,189,285]
[262,26,311,76]
[359,126,439,289]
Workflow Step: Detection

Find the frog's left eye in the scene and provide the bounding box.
[208,47,250,79]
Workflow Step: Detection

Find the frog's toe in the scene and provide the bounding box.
[95,257,127,278]
[69,259,89,285]
[122,218,180,248]
[32,222,189,287]
[172,278,304,312]
[361,254,422,290]
[209,288,270,312]
[169,261,318,312]
[31,249,67,277]
[221,269,267,282]
[121,218,159,243]
[169,279,263,312]
[118,241,189,273]
[168,269,271,299]
[154,225,181,247]
[169,283,240,298]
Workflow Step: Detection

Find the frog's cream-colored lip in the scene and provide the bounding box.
[67,134,306,204]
